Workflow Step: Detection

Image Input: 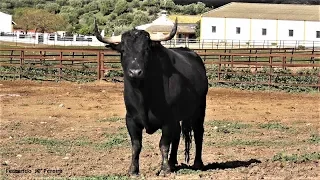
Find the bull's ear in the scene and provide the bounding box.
[106,43,122,52]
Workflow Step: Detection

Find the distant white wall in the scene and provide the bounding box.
[201,16,320,43]
[200,17,225,41]
[277,20,304,41]
[305,21,320,41]
[251,19,277,41]
[0,12,12,33]
[225,18,250,41]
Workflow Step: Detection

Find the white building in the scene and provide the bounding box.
[200,3,320,46]
[0,12,13,33]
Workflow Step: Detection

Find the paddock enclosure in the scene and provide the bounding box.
[0,47,319,179]
[0,47,319,91]
[1,80,319,179]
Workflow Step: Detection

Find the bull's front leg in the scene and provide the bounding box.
[158,124,173,175]
[126,115,143,175]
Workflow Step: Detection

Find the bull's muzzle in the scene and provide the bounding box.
[128,69,143,78]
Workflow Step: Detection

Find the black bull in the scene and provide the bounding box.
[94,19,208,175]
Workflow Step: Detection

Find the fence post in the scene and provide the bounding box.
[269,56,273,89]
[59,51,63,81]
[10,50,13,64]
[218,55,222,82]
[311,46,315,66]
[231,55,234,70]
[19,50,24,79]
[318,72,320,92]
[97,51,102,80]
[290,48,294,64]
[282,56,286,70]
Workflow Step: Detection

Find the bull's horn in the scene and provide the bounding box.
[150,18,177,41]
[94,18,121,44]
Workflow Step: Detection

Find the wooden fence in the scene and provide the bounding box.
[0,47,319,90]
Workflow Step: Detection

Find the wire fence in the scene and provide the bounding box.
[1,32,320,49]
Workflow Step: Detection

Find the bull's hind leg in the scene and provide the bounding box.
[168,121,181,170]
[192,98,206,170]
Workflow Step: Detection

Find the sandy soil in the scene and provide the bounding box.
[0,80,319,180]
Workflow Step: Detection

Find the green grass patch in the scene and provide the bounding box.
[259,122,289,131]
[98,117,124,123]
[21,137,69,146]
[308,134,320,144]
[206,120,252,134]
[272,152,320,163]
[18,137,93,155]
[68,175,130,180]
[225,139,275,147]
[97,127,128,149]
[38,175,131,180]
[207,138,293,147]
[176,168,201,175]
[19,137,70,155]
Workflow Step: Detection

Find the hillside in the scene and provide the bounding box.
[0,0,211,36]
[175,0,320,7]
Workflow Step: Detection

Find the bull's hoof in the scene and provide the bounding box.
[156,164,171,176]
[192,160,204,170]
[156,169,171,177]
[168,160,178,171]
[128,165,139,176]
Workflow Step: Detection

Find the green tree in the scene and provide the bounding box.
[114,0,128,15]
[56,0,67,6]
[148,6,160,16]
[115,13,134,26]
[69,0,83,8]
[113,25,133,36]
[182,4,197,15]
[78,24,93,35]
[44,2,60,14]
[160,0,175,10]
[131,11,150,27]
[194,2,208,14]
[59,6,79,25]
[13,8,68,33]
[130,0,140,8]
[3,0,212,37]
[99,0,115,15]
[195,20,200,38]
[83,1,99,13]
[142,0,159,7]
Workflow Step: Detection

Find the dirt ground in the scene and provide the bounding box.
[1,80,319,180]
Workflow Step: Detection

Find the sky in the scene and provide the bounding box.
[174,0,320,7]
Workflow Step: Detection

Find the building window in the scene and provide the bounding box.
[212,26,216,33]
[317,31,320,38]
[262,28,267,35]
[289,30,294,37]
[236,27,241,34]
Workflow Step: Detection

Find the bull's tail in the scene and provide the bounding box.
[182,119,192,163]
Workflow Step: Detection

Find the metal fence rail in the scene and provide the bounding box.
[0,47,319,90]
[1,31,320,49]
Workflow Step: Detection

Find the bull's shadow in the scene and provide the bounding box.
[175,159,261,172]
